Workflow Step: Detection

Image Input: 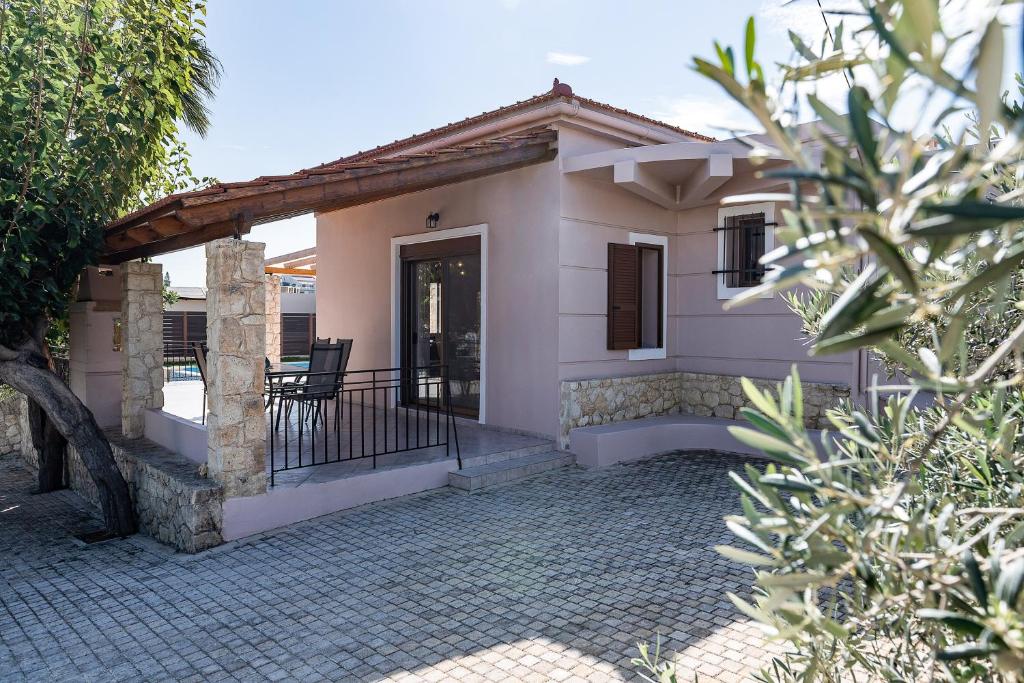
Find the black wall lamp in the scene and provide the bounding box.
[425,212,440,230]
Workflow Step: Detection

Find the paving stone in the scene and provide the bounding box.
[0,450,781,681]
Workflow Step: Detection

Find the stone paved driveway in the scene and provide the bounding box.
[0,451,778,682]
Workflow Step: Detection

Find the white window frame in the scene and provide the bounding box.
[627,232,668,361]
[716,202,775,300]
[390,224,488,424]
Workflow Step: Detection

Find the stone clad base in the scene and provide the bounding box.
[559,370,849,449]
[559,372,681,449]
[0,392,26,457]
[679,371,849,427]
[65,430,224,553]
[2,391,221,553]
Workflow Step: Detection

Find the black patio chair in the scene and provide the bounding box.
[274,339,352,431]
[267,336,335,412]
[190,342,209,424]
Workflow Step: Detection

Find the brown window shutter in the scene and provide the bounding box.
[607,243,641,350]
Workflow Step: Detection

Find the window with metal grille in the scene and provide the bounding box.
[718,212,766,288]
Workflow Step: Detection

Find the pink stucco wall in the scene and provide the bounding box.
[314,125,855,441]
[557,126,678,381]
[69,267,124,429]
[556,126,856,386]
[673,203,855,384]
[315,159,561,438]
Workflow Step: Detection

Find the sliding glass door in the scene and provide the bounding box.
[401,237,481,417]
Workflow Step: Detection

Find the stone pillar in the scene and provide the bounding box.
[206,238,267,498]
[121,262,164,438]
[265,274,282,365]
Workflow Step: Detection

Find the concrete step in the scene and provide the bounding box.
[449,450,576,492]
[460,442,555,468]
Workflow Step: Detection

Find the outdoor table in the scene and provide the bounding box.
[264,362,306,409]
[266,362,305,376]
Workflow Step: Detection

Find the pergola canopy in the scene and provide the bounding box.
[265,247,316,276]
[102,128,557,264]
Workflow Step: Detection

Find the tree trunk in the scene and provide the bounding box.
[27,397,67,493]
[27,343,70,493]
[0,337,135,536]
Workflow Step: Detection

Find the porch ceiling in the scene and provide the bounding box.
[101,128,558,264]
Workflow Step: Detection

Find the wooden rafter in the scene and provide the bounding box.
[265,247,315,267]
[279,255,317,269]
[265,267,317,276]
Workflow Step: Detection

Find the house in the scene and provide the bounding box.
[15,80,858,552]
[308,79,856,447]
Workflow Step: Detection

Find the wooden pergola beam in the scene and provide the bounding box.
[101,130,557,264]
[265,247,315,267]
[265,266,317,276]
[178,142,552,226]
[278,255,317,269]
[104,217,246,263]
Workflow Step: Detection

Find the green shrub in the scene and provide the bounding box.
[639,2,1024,679]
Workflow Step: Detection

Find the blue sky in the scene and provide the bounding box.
[155,0,1019,286]
[156,0,818,286]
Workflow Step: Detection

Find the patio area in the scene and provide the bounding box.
[162,380,554,489]
[0,449,780,681]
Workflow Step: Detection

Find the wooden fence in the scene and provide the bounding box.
[163,312,316,360]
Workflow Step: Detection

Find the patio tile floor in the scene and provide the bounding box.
[1,449,781,681]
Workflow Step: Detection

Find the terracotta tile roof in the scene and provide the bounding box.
[105,128,557,234]
[106,81,710,236]
[314,80,714,169]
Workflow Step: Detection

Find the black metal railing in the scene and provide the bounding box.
[163,342,203,382]
[266,364,461,486]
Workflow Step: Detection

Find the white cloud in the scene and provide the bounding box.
[756,0,873,121]
[498,0,522,9]
[649,96,760,137]
[546,51,590,66]
[758,0,862,45]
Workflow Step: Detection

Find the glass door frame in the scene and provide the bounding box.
[399,235,482,418]
[391,225,488,424]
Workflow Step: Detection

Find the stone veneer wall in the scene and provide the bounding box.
[65,429,224,552]
[559,372,682,448]
[679,372,848,429]
[265,274,282,365]
[0,391,25,457]
[2,388,220,552]
[121,262,164,438]
[559,370,850,448]
[205,239,267,498]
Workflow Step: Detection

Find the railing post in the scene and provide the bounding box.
[446,370,461,469]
